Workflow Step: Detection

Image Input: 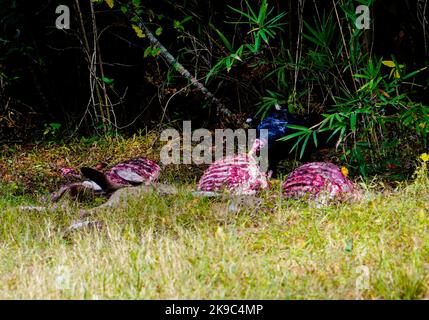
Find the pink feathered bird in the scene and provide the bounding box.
[197,139,269,195]
[282,162,356,200]
[80,158,160,191]
[52,158,160,201]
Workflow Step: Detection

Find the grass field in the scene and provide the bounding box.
[0,137,428,299]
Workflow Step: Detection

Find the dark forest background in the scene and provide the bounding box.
[1,0,429,175]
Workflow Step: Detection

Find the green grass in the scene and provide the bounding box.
[0,137,428,299]
[0,180,428,299]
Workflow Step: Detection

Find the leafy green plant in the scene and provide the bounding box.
[205,45,244,83]
[255,90,286,119]
[205,0,287,83]
[43,122,63,143]
[228,0,287,53]
[281,56,427,174]
[173,16,192,33]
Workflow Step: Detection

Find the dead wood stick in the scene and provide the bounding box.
[124,4,232,117]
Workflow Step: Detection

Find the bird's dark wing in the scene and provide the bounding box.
[80,167,111,191]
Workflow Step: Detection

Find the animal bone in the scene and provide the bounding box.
[80,183,178,218]
[63,220,104,239]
